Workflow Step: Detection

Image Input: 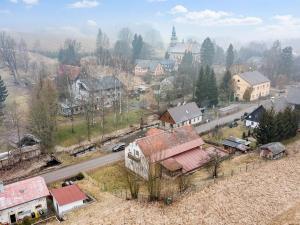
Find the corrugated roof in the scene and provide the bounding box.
[50,184,87,206]
[135,60,161,73]
[260,142,286,155]
[239,71,270,86]
[79,76,123,92]
[136,125,204,162]
[163,146,227,173]
[287,86,300,105]
[167,102,202,124]
[0,176,49,211]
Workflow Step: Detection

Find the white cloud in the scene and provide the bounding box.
[69,0,99,9]
[170,6,262,26]
[87,19,97,27]
[258,15,300,38]
[9,0,18,3]
[170,5,188,15]
[22,0,39,5]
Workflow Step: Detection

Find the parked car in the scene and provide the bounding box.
[112,143,126,152]
[228,121,238,128]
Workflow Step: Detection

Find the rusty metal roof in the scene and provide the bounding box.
[50,184,87,206]
[0,176,49,211]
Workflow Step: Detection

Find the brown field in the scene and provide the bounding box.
[46,137,300,225]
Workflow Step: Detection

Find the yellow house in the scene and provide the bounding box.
[233,71,271,101]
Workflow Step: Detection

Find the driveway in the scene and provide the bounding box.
[42,151,124,183]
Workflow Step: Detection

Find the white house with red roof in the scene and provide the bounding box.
[0,176,49,224]
[50,184,87,217]
[125,125,227,180]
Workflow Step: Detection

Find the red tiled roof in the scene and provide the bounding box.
[0,176,49,211]
[58,64,81,81]
[50,184,87,206]
[146,128,164,137]
[137,125,204,162]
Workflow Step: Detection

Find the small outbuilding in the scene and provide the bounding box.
[0,177,49,225]
[50,184,87,217]
[260,142,286,159]
[222,136,251,154]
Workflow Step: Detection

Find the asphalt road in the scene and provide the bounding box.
[196,104,258,134]
[42,151,124,183]
[41,103,260,184]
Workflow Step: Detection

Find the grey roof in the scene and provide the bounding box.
[287,86,300,105]
[168,42,201,54]
[260,142,286,155]
[239,71,270,86]
[167,102,202,123]
[136,60,161,73]
[246,97,289,122]
[80,76,123,92]
[221,140,249,152]
[263,96,289,112]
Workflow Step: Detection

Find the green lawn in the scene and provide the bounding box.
[55,110,145,147]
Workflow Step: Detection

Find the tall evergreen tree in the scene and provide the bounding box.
[254,108,278,145]
[195,66,207,107]
[226,44,234,70]
[219,70,234,102]
[279,46,294,77]
[207,68,218,107]
[0,75,8,116]
[132,34,143,62]
[200,37,215,66]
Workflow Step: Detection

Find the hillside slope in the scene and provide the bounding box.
[48,139,300,225]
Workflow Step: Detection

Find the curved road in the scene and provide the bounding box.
[42,103,260,184]
[42,151,124,183]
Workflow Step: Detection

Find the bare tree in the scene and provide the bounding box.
[18,38,29,73]
[29,79,58,153]
[207,150,222,179]
[7,101,23,161]
[0,32,18,84]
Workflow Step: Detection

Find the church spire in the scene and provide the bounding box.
[170,26,178,47]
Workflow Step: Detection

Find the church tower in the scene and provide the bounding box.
[170,26,178,47]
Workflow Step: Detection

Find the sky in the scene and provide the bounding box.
[1,0,300,45]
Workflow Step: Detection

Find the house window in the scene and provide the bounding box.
[135,150,139,157]
[36,205,42,209]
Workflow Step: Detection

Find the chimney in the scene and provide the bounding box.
[0,181,4,193]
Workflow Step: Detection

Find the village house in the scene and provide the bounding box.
[167,26,201,64]
[57,64,81,83]
[0,134,41,169]
[134,60,164,76]
[160,59,178,73]
[159,102,203,129]
[125,125,227,180]
[287,86,300,110]
[245,96,289,128]
[221,136,251,154]
[260,142,286,159]
[233,71,271,101]
[72,75,123,108]
[0,177,49,225]
[50,184,87,218]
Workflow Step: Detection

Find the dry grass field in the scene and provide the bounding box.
[46,137,300,225]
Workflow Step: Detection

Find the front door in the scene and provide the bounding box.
[10,214,16,224]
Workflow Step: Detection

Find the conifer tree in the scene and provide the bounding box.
[226,44,234,70]
[195,66,207,107]
[207,69,218,107]
[200,37,215,66]
[219,70,234,102]
[0,75,8,116]
[254,108,278,145]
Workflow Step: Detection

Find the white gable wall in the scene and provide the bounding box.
[0,197,47,224]
[125,142,149,180]
[52,198,85,217]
